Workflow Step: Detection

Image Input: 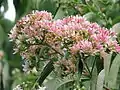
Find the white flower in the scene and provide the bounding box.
[22,60,30,73]
[13,85,23,90]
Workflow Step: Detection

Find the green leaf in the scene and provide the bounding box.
[112,23,120,44]
[113,16,120,24]
[77,55,83,78]
[14,0,31,19]
[108,54,120,89]
[0,25,5,48]
[110,52,117,68]
[82,66,98,90]
[83,12,98,22]
[112,23,120,34]
[111,0,120,3]
[103,53,112,85]
[2,59,10,90]
[96,69,105,90]
[82,80,90,90]
[37,0,57,15]
[93,55,101,74]
[106,3,120,19]
[90,65,97,90]
[45,76,74,90]
[54,6,66,20]
[0,59,10,90]
[0,60,4,90]
[38,60,54,85]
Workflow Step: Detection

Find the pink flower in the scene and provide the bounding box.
[71,40,93,54]
[115,45,120,53]
[88,23,100,35]
[91,29,110,43]
[34,10,52,20]
[107,40,120,53]
[96,43,103,51]
[9,11,120,59]
[9,25,19,41]
[80,40,93,53]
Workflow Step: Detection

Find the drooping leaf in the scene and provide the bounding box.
[77,55,83,78]
[96,55,103,74]
[38,60,54,85]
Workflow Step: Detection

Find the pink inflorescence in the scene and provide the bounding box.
[49,15,120,55]
[9,10,52,41]
[9,10,120,59]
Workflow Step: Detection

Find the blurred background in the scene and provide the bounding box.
[0,0,120,90]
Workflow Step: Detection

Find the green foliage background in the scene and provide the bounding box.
[0,0,120,90]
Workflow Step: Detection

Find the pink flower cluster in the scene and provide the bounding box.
[9,11,53,58]
[49,15,120,55]
[9,10,120,59]
[9,10,52,41]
